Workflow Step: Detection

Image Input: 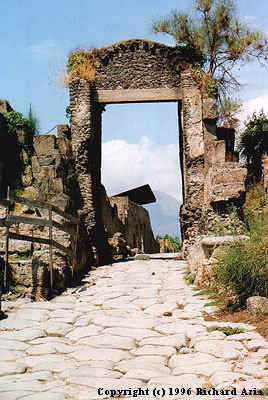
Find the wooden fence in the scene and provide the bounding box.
[0,195,79,292]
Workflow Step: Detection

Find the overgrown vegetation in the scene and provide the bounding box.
[214,183,268,307]
[152,0,268,101]
[3,104,39,136]
[65,48,102,84]
[207,325,245,335]
[156,234,182,252]
[239,111,268,182]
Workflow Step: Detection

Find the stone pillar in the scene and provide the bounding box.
[69,80,110,267]
[179,70,205,251]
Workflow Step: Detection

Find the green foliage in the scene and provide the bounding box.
[214,242,268,306]
[66,48,102,83]
[207,325,245,335]
[152,0,268,99]
[260,388,268,396]
[66,106,71,121]
[239,110,268,181]
[3,104,39,136]
[213,205,241,236]
[156,234,182,252]
[184,270,196,284]
[135,254,150,260]
[27,104,39,134]
[218,97,242,128]
[18,251,32,261]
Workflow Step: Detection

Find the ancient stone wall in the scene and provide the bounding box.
[109,196,159,253]
[95,39,181,90]
[69,38,247,261]
[0,119,80,299]
[99,185,159,254]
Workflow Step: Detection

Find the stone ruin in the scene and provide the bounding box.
[69,38,247,262]
[0,99,158,297]
[0,37,256,297]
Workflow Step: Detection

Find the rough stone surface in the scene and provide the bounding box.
[247,296,268,316]
[0,259,267,400]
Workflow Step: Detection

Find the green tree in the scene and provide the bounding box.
[152,0,268,99]
[27,103,39,134]
[239,111,268,181]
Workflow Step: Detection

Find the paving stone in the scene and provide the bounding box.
[148,374,204,388]
[169,353,217,369]
[73,316,91,327]
[226,332,262,341]
[102,327,160,340]
[0,381,45,392]
[0,318,39,330]
[0,391,34,400]
[20,393,66,400]
[26,343,57,355]
[12,310,49,322]
[0,371,53,383]
[59,366,122,379]
[154,322,186,335]
[115,356,167,373]
[1,258,266,396]
[20,302,55,310]
[29,337,70,345]
[77,334,135,350]
[70,347,131,362]
[131,345,176,357]
[0,328,45,342]
[143,303,177,316]
[92,316,155,329]
[0,350,25,361]
[244,340,268,351]
[66,325,103,341]
[44,321,73,336]
[50,309,81,319]
[66,376,143,390]
[52,295,76,303]
[72,359,114,370]
[173,361,232,376]
[0,362,26,377]
[210,371,249,386]
[194,340,244,360]
[20,355,76,372]
[139,334,186,348]
[237,363,268,379]
[124,367,171,381]
[0,339,29,351]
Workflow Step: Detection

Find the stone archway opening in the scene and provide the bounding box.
[69,39,247,266]
[101,101,182,239]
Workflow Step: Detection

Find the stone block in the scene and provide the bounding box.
[247,296,268,316]
[57,124,71,139]
[33,135,56,156]
[203,97,217,120]
[21,165,33,187]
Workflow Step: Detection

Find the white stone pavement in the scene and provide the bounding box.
[0,259,267,400]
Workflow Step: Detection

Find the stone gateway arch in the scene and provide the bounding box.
[69,39,246,265]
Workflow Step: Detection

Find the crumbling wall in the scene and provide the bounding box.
[109,196,159,253]
[99,185,159,254]
[69,39,247,261]
[0,119,80,299]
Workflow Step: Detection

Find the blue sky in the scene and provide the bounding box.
[1,1,268,234]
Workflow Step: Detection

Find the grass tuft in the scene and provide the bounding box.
[207,325,245,336]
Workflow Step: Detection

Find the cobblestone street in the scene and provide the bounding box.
[0,259,267,400]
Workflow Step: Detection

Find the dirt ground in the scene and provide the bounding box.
[203,309,268,340]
